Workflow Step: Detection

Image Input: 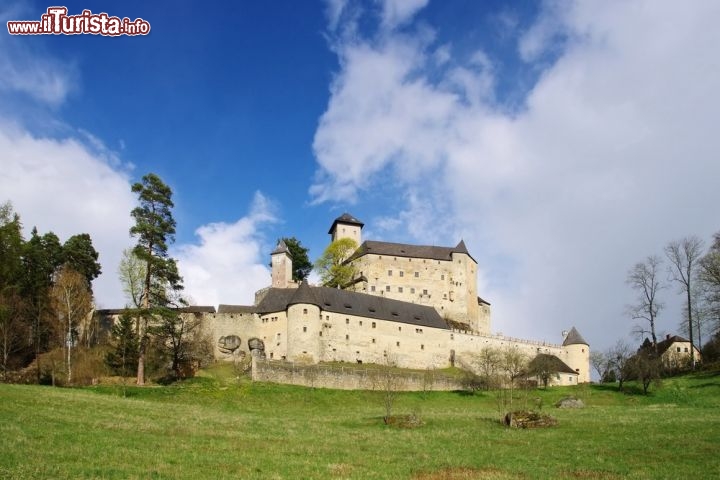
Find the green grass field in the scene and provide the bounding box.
[1,365,719,479]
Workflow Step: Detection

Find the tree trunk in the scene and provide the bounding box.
[687,288,695,370]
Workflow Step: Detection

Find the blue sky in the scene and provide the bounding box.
[2,0,720,352]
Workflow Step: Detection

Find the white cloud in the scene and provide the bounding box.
[0,121,136,308]
[174,192,278,308]
[378,0,429,30]
[0,4,77,106]
[312,0,720,350]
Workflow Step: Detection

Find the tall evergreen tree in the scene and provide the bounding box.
[105,312,139,377]
[129,173,183,385]
[21,228,64,379]
[281,237,312,282]
[62,234,102,289]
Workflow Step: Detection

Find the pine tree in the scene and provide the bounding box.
[105,313,139,377]
[129,173,183,385]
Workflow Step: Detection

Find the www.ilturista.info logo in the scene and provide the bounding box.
[7,7,151,36]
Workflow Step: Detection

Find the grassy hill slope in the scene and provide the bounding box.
[1,365,719,479]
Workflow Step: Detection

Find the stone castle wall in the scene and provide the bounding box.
[349,252,490,334]
[252,357,463,391]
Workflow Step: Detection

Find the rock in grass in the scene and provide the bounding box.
[504,410,557,428]
[555,397,585,409]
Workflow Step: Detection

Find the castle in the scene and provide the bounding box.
[203,213,590,385]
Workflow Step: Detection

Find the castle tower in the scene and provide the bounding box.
[328,213,364,244]
[562,326,590,383]
[271,240,293,288]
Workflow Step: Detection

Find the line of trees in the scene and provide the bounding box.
[625,233,720,370]
[0,173,217,386]
[0,201,101,382]
[590,231,720,393]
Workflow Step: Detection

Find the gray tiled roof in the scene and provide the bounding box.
[529,353,578,375]
[271,240,290,255]
[217,305,256,314]
[349,240,476,263]
[562,327,589,346]
[257,282,449,330]
[95,306,217,315]
[328,213,364,234]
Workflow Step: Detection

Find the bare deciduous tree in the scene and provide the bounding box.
[51,266,93,384]
[590,350,609,381]
[665,236,704,369]
[626,255,665,350]
[608,340,633,391]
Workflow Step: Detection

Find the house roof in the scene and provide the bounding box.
[655,335,694,356]
[256,282,449,330]
[348,239,477,264]
[562,326,589,346]
[529,353,578,375]
[328,213,364,234]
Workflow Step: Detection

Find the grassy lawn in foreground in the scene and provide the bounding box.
[1,365,719,479]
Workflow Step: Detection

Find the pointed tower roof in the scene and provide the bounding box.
[454,239,469,254]
[328,213,364,234]
[562,326,589,346]
[288,280,317,306]
[271,240,290,255]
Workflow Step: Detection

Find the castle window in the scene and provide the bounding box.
[303,326,307,332]
[359,321,363,326]
[346,334,349,340]
[450,334,454,340]
[303,351,307,354]
[411,288,415,294]
[441,274,445,280]
[326,315,330,320]
[414,272,419,278]
[371,285,376,292]
[684,347,689,352]
[399,271,404,277]
[386,286,391,292]
[443,294,447,299]
[372,322,376,328]
[677,347,681,352]
[372,338,376,343]
[396,341,400,347]
[421,344,424,350]
[319,331,322,337]
[270,353,274,359]
[346,318,349,324]
[388,270,392,276]
[398,287,403,293]
[416,328,423,334]
[398,326,402,332]
[303,308,308,314]
[423,289,428,295]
